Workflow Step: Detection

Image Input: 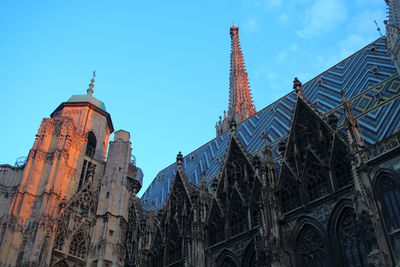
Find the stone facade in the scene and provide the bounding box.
[1,2,400,267]
[0,89,143,266]
[137,93,400,267]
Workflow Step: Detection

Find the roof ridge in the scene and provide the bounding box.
[141,36,387,198]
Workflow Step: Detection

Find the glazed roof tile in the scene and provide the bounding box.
[141,37,400,210]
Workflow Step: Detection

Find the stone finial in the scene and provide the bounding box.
[176,151,183,168]
[261,131,271,143]
[293,77,303,95]
[87,70,96,95]
[327,113,338,130]
[341,90,365,150]
[229,118,237,133]
[278,141,286,155]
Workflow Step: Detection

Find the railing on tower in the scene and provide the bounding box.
[85,145,95,158]
[14,156,27,168]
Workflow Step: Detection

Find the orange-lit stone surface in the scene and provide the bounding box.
[0,90,136,266]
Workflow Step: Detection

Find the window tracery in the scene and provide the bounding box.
[377,175,400,257]
[304,154,330,201]
[280,165,301,213]
[227,192,247,237]
[378,176,400,231]
[166,223,182,265]
[295,225,327,267]
[220,257,237,267]
[74,191,96,215]
[78,160,95,190]
[68,230,87,260]
[53,261,69,267]
[152,252,163,267]
[85,131,96,157]
[225,140,255,198]
[247,249,256,267]
[150,231,164,267]
[209,206,224,245]
[331,140,352,189]
[250,185,262,228]
[337,209,372,267]
[54,230,65,251]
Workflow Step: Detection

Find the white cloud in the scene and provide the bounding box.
[243,17,261,33]
[354,0,383,8]
[277,13,289,26]
[296,0,348,38]
[266,71,277,80]
[266,0,282,7]
[276,50,287,63]
[244,0,282,11]
[339,34,369,58]
[347,9,386,36]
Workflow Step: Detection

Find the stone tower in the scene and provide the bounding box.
[385,0,400,73]
[216,25,256,136]
[88,130,141,266]
[0,74,142,266]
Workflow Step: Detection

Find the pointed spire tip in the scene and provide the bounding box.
[86,70,96,96]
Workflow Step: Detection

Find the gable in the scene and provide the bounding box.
[277,96,353,214]
[214,135,258,211]
[142,37,400,211]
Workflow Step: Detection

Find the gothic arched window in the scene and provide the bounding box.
[330,140,352,189]
[295,225,328,267]
[376,174,400,257]
[243,245,256,267]
[378,176,400,231]
[247,249,256,267]
[166,223,182,265]
[250,182,262,228]
[152,251,164,267]
[151,231,164,267]
[209,205,225,246]
[220,257,237,267]
[250,198,262,228]
[54,230,65,251]
[227,192,247,237]
[69,230,87,260]
[280,165,301,213]
[78,160,96,190]
[337,209,373,267]
[53,261,69,267]
[304,153,330,201]
[86,131,97,157]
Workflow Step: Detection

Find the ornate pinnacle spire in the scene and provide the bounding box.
[176,151,183,168]
[341,91,365,150]
[385,0,400,28]
[229,118,237,134]
[293,77,303,96]
[228,25,256,122]
[216,25,256,136]
[385,0,400,73]
[87,70,96,95]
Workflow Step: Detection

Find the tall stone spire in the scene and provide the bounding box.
[386,0,400,27]
[385,0,400,72]
[216,25,256,136]
[228,24,256,121]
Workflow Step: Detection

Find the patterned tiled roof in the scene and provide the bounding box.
[141,37,400,210]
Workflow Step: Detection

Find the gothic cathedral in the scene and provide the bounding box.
[1,1,400,266]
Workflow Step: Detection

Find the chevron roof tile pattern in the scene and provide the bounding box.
[141,37,400,210]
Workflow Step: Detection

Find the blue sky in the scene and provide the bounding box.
[0,0,387,196]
